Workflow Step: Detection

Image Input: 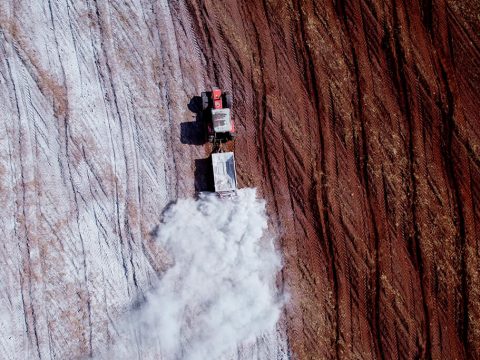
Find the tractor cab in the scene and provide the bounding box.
[201,88,235,142]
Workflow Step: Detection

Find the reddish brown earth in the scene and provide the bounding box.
[185,0,480,358]
[2,0,480,359]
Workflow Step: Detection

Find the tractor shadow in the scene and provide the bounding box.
[182,95,213,192]
[180,96,206,146]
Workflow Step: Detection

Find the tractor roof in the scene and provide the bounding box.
[211,108,232,133]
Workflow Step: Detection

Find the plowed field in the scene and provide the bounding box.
[184,0,480,358]
[1,0,479,359]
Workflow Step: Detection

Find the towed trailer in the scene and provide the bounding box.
[211,152,237,198]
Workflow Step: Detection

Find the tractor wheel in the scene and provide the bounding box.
[201,92,209,110]
[224,92,233,108]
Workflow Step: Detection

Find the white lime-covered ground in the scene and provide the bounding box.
[0,1,288,359]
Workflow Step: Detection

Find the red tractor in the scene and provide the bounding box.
[201,87,236,142]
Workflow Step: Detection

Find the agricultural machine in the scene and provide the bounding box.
[201,87,236,143]
[199,87,238,198]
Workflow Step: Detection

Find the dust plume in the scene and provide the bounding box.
[106,188,285,359]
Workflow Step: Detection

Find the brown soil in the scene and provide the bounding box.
[2,0,479,358]
[184,0,480,358]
